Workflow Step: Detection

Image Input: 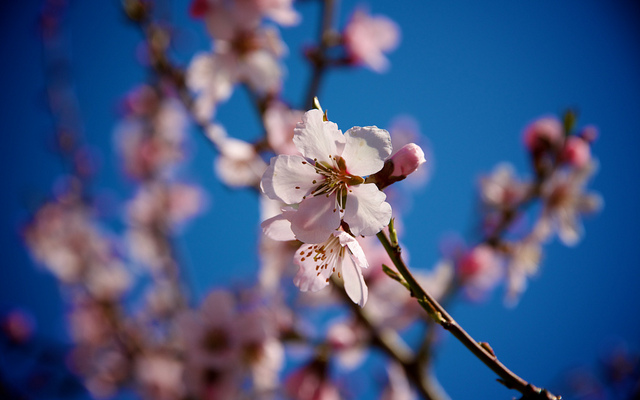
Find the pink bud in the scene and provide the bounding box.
[457,245,496,281]
[390,143,425,178]
[561,136,591,168]
[523,117,564,153]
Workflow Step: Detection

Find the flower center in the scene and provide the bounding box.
[299,235,346,282]
[308,156,364,210]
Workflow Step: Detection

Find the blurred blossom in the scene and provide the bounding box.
[24,200,127,293]
[178,290,284,398]
[560,136,592,169]
[127,182,204,228]
[479,163,529,210]
[343,8,400,72]
[522,116,564,154]
[456,244,503,300]
[215,136,268,187]
[187,9,286,121]
[327,320,368,370]
[114,97,188,180]
[504,239,542,306]
[1,309,36,344]
[535,162,602,246]
[190,0,300,27]
[135,352,186,400]
[264,100,304,155]
[285,359,342,400]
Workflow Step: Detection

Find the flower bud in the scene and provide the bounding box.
[523,117,564,153]
[561,136,591,168]
[390,143,425,178]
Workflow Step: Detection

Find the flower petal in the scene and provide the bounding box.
[261,155,322,204]
[290,195,341,243]
[261,213,296,241]
[293,243,333,292]
[340,250,368,307]
[343,183,392,237]
[342,126,392,176]
[293,109,344,163]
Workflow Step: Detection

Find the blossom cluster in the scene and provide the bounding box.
[15,1,604,400]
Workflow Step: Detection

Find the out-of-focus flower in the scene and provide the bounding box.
[522,116,564,154]
[1,309,35,344]
[178,290,284,398]
[343,8,400,72]
[535,163,602,246]
[115,97,188,180]
[127,183,204,228]
[504,239,542,306]
[285,359,341,400]
[560,136,591,169]
[187,14,286,121]
[264,101,304,155]
[479,163,529,210]
[261,109,392,243]
[215,137,268,187]
[135,352,186,400]
[190,0,300,27]
[456,245,502,300]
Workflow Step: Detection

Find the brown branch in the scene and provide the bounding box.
[376,231,561,400]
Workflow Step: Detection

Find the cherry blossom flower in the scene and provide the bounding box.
[187,8,286,121]
[456,244,503,301]
[135,352,186,400]
[285,359,341,400]
[343,8,400,73]
[479,163,529,210]
[261,109,393,243]
[214,136,268,187]
[522,116,564,154]
[560,136,591,169]
[294,231,369,307]
[534,162,602,246]
[264,100,304,155]
[504,239,542,306]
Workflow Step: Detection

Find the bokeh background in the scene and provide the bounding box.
[2,0,639,398]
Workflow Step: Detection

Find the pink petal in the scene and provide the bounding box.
[340,249,369,307]
[343,183,392,237]
[290,195,341,243]
[261,213,296,241]
[342,126,392,176]
[261,155,322,204]
[293,243,333,292]
[293,110,344,163]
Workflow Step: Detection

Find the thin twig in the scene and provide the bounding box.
[376,231,561,400]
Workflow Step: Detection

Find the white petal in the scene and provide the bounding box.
[293,109,344,163]
[260,155,322,204]
[293,243,332,292]
[343,184,392,237]
[261,213,297,241]
[290,195,341,243]
[340,248,369,307]
[241,50,282,95]
[337,231,368,271]
[341,126,392,176]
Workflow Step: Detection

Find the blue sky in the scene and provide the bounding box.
[1,1,639,399]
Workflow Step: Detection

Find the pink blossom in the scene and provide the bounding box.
[534,163,602,246]
[455,244,503,301]
[561,136,591,169]
[389,143,425,178]
[343,8,400,72]
[285,360,341,400]
[479,163,529,209]
[261,109,393,243]
[522,116,564,153]
[215,137,268,187]
[264,101,304,155]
